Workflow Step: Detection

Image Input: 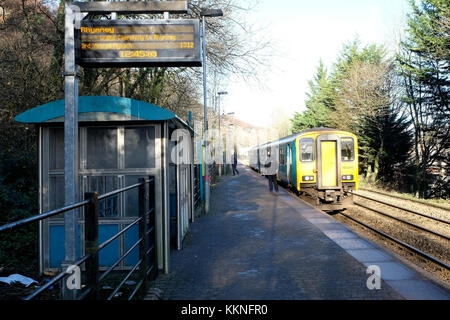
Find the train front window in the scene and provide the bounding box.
[299,138,314,161]
[341,138,354,161]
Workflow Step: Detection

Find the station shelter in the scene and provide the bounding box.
[15,96,198,274]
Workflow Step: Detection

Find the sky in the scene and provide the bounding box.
[219,0,410,128]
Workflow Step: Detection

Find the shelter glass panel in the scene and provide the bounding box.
[49,128,64,170]
[86,176,119,218]
[48,175,64,210]
[124,126,155,168]
[86,127,118,169]
[124,175,146,217]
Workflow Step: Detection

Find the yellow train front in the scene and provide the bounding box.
[249,128,358,211]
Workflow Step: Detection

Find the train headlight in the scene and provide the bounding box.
[302,175,314,181]
[342,175,354,180]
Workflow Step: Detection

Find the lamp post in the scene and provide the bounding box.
[200,8,223,214]
[217,91,227,176]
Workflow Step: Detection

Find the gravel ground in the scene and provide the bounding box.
[356,189,450,219]
[335,204,450,285]
[354,191,450,240]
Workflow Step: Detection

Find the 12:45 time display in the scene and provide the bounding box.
[119,50,158,58]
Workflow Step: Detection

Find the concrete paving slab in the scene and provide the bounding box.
[306,218,336,224]
[363,262,416,281]
[322,230,359,239]
[346,249,393,263]
[386,280,450,300]
[333,238,373,250]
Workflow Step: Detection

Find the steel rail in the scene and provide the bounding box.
[146,244,155,256]
[339,211,450,270]
[98,237,143,283]
[97,183,142,200]
[106,258,143,300]
[354,201,450,241]
[350,192,450,224]
[1,179,153,232]
[146,226,155,237]
[359,188,450,212]
[77,287,92,301]
[128,279,144,300]
[97,178,153,201]
[146,264,155,277]
[0,200,90,232]
[24,268,68,300]
[24,253,92,300]
[3,177,155,300]
[98,217,143,251]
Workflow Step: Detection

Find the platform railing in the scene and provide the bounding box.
[209,161,217,184]
[0,176,157,300]
[193,164,201,209]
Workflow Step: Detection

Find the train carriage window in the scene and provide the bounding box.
[341,138,355,161]
[299,138,314,162]
[279,147,286,165]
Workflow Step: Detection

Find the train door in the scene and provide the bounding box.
[317,135,341,189]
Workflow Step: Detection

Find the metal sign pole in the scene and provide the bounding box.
[62,4,80,300]
[202,16,210,214]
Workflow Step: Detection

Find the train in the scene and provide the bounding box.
[248,127,358,211]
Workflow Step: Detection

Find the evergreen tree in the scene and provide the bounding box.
[396,0,450,197]
[290,60,336,132]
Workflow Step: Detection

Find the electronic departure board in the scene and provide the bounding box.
[76,19,201,67]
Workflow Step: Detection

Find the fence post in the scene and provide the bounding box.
[148,176,158,280]
[84,192,99,300]
[138,178,148,295]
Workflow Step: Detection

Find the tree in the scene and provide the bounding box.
[292,40,413,186]
[290,60,335,132]
[396,0,450,197]
[331,43,413,185]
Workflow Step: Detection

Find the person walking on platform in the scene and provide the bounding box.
[232,152,239,175]
[261,147,278,193]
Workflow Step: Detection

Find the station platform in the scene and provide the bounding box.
[148,164,450,300]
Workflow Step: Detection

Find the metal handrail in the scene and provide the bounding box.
[97,183,142,200]
[1,176,157,300]
[98,216,143,251]
[98,237,143,283]
[0,200,90,232]
[107,258,143,300]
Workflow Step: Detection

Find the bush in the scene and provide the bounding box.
[0,150,39,276]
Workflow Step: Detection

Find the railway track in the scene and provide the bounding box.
[340,190,450,272]
[247,166,450,277]
[350,191,450,241]
[359,187,450,211]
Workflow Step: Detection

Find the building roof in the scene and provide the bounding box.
[14,96,177,123]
